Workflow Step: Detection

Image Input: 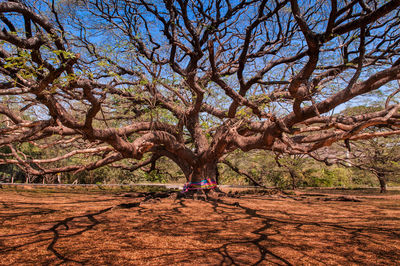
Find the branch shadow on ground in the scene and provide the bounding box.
[45,207,113,265]
[126,194,400,265]
[0,192,162,265]
[0,198,122,265]
[129,196,293,265]
[1,192,400,265]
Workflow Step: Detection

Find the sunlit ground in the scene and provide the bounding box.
[1,186,399,265]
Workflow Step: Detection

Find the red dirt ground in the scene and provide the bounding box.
[0,187,399,265]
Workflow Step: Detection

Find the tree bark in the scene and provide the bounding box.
[190,161,218,183]
[289,169,297,190]
[177,160,219,194]
[377,172,387,193]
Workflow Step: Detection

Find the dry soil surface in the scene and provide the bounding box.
[0,187,399,265]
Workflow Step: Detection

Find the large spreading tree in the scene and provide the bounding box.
[1,0,400,188]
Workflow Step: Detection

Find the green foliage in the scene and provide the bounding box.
[143,170,168,183]
[340,105,382,116]
[349,168,377,187]
[2,135,397,188]
[303,167,351,187]
[19,143,43,158]
[217,147,391,190]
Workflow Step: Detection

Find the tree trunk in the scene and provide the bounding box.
[377,172,387,193]
[182,162,218,193]
[190,162,218,182]
[289,169,296,190]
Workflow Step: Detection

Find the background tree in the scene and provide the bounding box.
[1,0,400,190]
[313,136,400,193]
[312,104,400,192]
[274,154,307,189]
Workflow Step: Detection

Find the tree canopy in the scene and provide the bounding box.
[1,0,400,185]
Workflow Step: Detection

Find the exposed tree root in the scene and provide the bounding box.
[120,188,282,206]
[323,196,362,202]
